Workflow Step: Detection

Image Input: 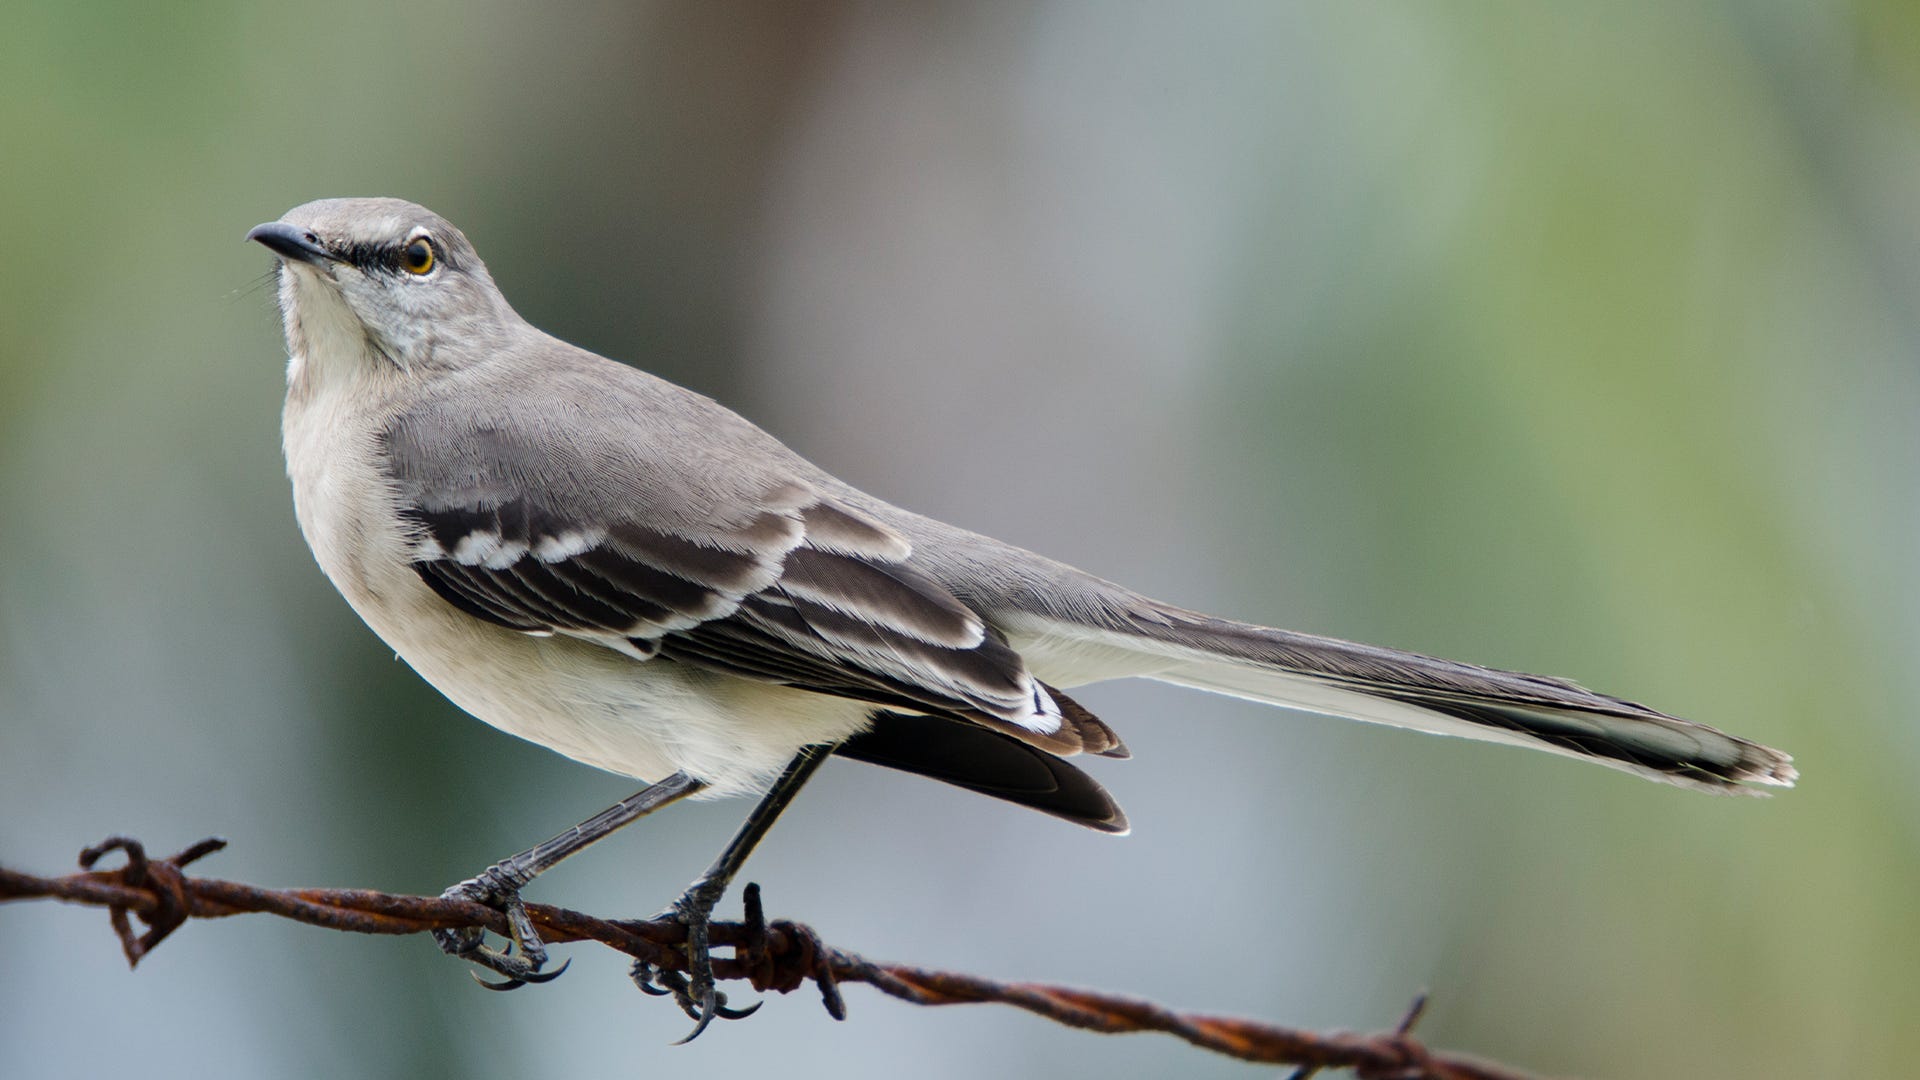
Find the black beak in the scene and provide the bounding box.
[245,221,336,266]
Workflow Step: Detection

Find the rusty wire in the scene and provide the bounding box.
[1,835,1547,1080]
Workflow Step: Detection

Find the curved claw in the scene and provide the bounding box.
[473,970,527,992]
[518,958,571,984]
[671,1009,720,1046]
[632,958,698,1007]
[667,989,761,1044]
[630,962,673,996]
[470,956,568,992]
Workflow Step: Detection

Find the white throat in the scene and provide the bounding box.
[279,266,388,393]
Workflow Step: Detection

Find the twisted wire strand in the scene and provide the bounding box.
[1,836,1546,1080]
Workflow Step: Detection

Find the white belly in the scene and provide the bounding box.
[353,584,872,796]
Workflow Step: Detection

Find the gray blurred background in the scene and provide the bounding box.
[2,3,1915,1077]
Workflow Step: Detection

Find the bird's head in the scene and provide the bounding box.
[248,198,514,378]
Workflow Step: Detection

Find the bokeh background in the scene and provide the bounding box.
[3,3,1915,1077]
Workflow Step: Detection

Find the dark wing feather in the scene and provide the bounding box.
[406,496,773,639]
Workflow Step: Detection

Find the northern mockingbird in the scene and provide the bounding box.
[249,197,1795,1035]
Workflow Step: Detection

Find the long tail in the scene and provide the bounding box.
[1003,600,1797,795]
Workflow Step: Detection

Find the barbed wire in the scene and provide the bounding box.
[0,835,1548,1080]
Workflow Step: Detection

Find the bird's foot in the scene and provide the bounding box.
[433,868,570,991]
[630,877,762,1042]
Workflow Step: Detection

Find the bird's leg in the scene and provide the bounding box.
[632,745,832,1041]
[436,771,706,989]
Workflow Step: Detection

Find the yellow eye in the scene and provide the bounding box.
[402,237,436,275]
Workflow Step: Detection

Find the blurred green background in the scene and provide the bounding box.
[2,3,1914,1077]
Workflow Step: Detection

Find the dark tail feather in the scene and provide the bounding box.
[1129,609,1798,794]
[835,711,1129,833]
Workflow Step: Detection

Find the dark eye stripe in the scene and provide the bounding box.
[336,237,453,274]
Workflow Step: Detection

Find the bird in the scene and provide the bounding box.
[248,197,1795,1037]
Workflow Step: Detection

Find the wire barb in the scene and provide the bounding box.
[3,836,1545,1080]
